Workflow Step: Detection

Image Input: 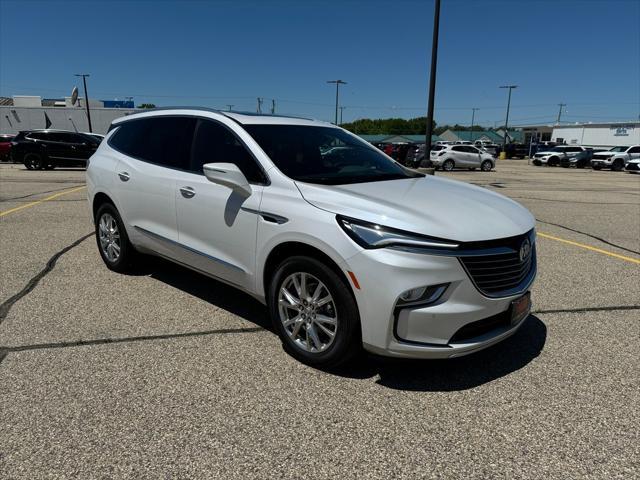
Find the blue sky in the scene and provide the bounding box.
[1,0,639,126]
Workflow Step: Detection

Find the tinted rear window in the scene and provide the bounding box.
[110,116,196,169]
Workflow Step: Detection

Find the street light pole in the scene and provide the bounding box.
[499,85,518,148]
[74,73,92,133]
[339,106,346,125]
[327,80,347,124]
[557,103,566,124]
[470,107,479,142]
[422,0,441,167]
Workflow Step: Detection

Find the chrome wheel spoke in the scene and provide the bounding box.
[98,213,121,263]
[315,320,335,339]
[307,324,322,350]
[315,314,337,326]
[315,295,332,308]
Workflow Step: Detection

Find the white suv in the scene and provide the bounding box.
[430,144,496,171]
[591,145,640,171]
[87,108,536,366]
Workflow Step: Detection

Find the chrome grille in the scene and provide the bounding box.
[459,233,536,298]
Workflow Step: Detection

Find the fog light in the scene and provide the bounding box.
[396,283,449,307]
[399,287,427,303]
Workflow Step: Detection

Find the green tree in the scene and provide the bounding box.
[138,103,156,109]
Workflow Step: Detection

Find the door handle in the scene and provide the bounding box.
[180,186,196,199]
[118,171,130,182]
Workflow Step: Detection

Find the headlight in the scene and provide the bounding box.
[337,216,460,251]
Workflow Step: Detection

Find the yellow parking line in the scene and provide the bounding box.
[0,185,86,218]
[538,232,640,265]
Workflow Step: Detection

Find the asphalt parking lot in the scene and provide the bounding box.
[1,161,639,479]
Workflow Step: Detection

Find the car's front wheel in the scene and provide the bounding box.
[481,160,493,172]
[269,256,361,368]
[95,203,138,273]
[612,159,624,171]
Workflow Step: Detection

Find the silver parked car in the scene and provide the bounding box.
[430,145,496,171]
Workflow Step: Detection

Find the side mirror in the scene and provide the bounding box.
[203,163,251,195]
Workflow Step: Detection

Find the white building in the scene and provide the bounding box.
[0,95,139,134]
[551,122,640,147]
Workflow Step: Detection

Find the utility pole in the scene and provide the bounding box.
[327,80,347,124]
[74,73,92,133]
[257,97,263,114]
[470,107,479,142]
[422,0,441,167]
[556,103,566,124]
[339,106,346,125]
[226,104,234,111]
[271,99,276,114]
[499,85,518,148]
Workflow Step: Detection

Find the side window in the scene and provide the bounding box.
[27,132,46,140]
[110,117,196,170]
[628,147,640,154]
[451,146,464,152]
[191,119,266,184]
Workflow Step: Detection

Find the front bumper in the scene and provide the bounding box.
[345,246,535,359]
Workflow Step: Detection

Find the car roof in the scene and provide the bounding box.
[112,107,333,127]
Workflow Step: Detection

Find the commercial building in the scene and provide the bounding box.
[551,122,639,147]
[0,96,138,134]
[439,129,523,144]
[358,134,441,144]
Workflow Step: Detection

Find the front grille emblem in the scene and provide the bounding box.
[519,238,532,262]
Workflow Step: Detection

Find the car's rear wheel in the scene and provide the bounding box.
[269,256,361,368]
[548,156,559,166]
[481,160,493,172]
[95,203,138,273]
[24,153,43,170]
[612,159,624,171]
[442,159,455,171]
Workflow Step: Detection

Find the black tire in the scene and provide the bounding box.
[95,203,139,273]
[612,159,624,172]
[481,160,493,172]
[592,164,602,170]
[24,153,43,170]
[442,159,455,171]
[268,256,361,368]
[548,156,559,167]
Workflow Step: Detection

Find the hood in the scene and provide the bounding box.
[535,150,559,157]
[593,152,614,158]
[295,176,535,242]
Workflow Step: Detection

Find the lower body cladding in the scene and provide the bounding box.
[345,247,534,359]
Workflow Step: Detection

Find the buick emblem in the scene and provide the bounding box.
[519,238,532,262]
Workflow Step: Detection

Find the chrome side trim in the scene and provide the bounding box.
[240,207,288,224]
[133,225,245,273]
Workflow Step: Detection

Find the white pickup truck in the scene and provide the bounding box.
[591,145,640,171]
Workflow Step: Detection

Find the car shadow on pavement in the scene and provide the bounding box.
[145,257,273,331]
[333,316,547,391]
[143,258,546,392]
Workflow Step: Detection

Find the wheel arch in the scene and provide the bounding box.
[261,241,356,304]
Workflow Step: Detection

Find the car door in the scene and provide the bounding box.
[40,132,73,163]
[465,146,482,167]
[627,146,640,161]
[172,118,266,290]
[110,116,196,258]
[450,146,468,166]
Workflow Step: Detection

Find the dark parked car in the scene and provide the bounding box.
[10,129,101,170]
[403,143,444,168]
[0,134,15,161]
[504,143,529,159]
[560,148,594,168]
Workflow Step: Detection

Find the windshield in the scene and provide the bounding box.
[609,146,629,152]
[244,125,421,185]
[549,147,567,152]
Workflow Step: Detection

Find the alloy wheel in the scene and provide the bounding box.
[278,272,338,353]
[98,213,121,263]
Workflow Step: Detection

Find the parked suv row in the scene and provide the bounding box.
[591,145,640,171]
[10,129,102,169]
[87,108,536,366]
